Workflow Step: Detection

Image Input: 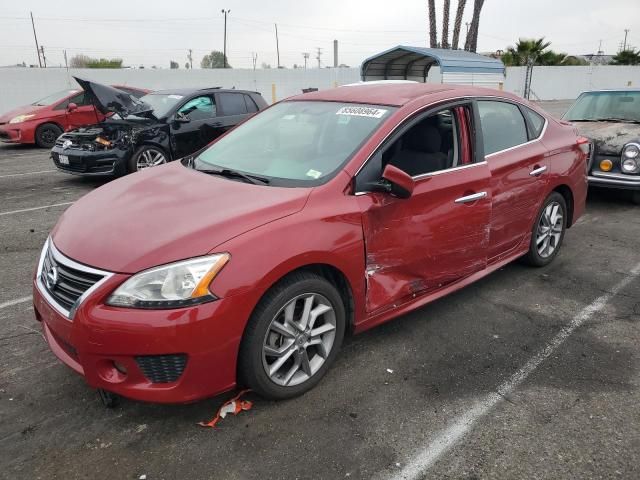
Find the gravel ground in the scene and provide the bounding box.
[1,100,639,480]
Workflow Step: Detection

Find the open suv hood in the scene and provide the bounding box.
[74,77,154,119]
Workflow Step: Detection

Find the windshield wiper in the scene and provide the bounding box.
[592,117,640,124]
[196,167,270,185]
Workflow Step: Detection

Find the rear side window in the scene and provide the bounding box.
[522,106,546,139]
[478,101,528,155]
[219,93,248,116]
[244,95,258,113]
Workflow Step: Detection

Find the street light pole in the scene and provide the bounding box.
[221,9,230,68]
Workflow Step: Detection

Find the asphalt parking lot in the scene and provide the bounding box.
[1,101,639,480]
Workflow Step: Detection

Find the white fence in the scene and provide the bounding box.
[0,65,639,114]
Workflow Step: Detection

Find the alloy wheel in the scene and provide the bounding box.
[136,148,166,170]
[261,293,336,387]
[536,200,564,258]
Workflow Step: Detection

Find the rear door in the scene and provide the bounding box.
[476,100,549,263]
[170,94,219,158]
[355,103,492,313]
[217,92,253,132]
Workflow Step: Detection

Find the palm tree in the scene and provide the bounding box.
[441,0,451,49]
[464,0,485,52]
[611,48,640,65]
[428,0,437,48]
[451,0,467,50]
[502,38,551,66]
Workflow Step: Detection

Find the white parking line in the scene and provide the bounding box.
[0,170,56,178]
[391,261,640,480]
[0,296,32,310]
[0,201,74,217]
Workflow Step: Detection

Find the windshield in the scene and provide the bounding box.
[564,91,640,122]
[193,101,395,186]
[32,90,79,106]
[137,93,185,118]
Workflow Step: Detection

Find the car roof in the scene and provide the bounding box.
[580,88,640,94]
[150,87,260,96]
[287,83,520,107]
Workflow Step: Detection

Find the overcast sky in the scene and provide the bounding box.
[1,0,638,69]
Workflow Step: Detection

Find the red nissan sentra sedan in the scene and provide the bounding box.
[33,83,588,404]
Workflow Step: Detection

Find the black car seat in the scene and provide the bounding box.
[389,124,448,176]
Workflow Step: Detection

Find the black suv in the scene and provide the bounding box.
[51,78,267,176]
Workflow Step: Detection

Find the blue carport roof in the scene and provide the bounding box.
[361,46,505,79]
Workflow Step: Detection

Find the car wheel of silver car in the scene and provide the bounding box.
[524,192,567,267]
[239,271,346,399]
[130,146,167,172]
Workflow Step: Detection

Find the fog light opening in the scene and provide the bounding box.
[113,361,128,375]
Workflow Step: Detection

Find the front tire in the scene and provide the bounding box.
[35,123,62,148]
[128,145,167,173]
[238,272,346,400]
[524,192,567,267]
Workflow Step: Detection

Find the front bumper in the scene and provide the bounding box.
[589,171,640,190]
[51,145,130,176]
[0,124,25,143]
[32,269,255,404]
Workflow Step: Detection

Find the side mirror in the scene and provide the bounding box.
[67,102,78,112]
[380,164,415,199]
[174,111,190,123]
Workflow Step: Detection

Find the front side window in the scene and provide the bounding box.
[384,108,462,177]
[478,101,528,155]
[178,95,216,120]
[194,101,395,186]
[564,91,640,123]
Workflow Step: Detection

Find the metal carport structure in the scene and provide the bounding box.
[361,46,505,88]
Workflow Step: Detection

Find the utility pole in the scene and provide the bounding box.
[63,50,68,69]
[275,23,281,68]
[252,52,258,70]
[302,52,309,69]
[316,47,322,68]
[30,12,42,68]
[40,46,46,68]
[188,49,193,69]
[221,9,230,68]
[623,29,629,51]
[333,40,338,67]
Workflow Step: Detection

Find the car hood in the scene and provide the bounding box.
[74,77,154,119]
[573,121,640,155]
[0,104,47,123]
[51,162,311,273]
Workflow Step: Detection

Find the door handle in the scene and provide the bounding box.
[454,191,487,204]
[529,165,547,176]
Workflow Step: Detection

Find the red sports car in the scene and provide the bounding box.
[33,83,589,405]
[0,84,149,148]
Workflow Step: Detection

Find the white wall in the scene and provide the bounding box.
[1,65,639,114]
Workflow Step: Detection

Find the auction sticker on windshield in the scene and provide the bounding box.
[336,106,388,118]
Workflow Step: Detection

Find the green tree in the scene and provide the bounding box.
[501,38,588,66]
[170,60,179,69]
[86,58,123,69]
[611,48,640,65]
[201,50,230,69]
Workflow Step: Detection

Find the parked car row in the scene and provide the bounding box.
[32,82,592,405]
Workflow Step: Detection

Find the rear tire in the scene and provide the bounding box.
[34,123,62,148]
[523,192,567,267]
[238,272,346,400]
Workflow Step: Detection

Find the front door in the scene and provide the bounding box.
[476,100,549,262]
[170,94,221,159]
[355,104,492,314]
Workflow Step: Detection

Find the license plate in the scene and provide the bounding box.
[58,154,69,165]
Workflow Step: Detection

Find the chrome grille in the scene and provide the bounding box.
[37,239,112,318]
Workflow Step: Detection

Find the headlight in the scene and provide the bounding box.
[622,143,640,159]
[621,157,640,174]
[9,114,36,124]
[106,253,230,309]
